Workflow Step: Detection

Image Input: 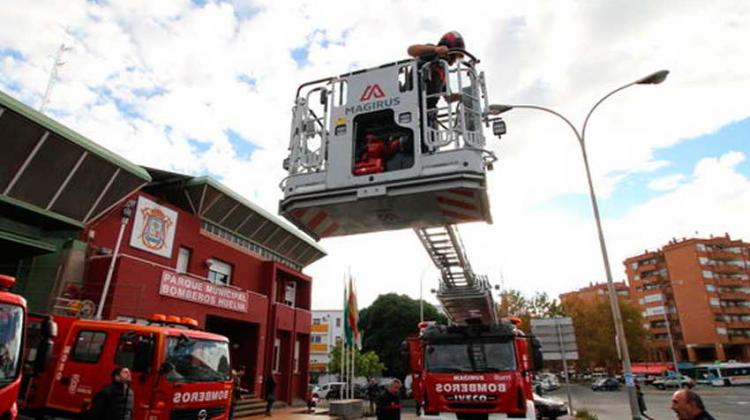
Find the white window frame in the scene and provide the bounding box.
[284,281,296,307]
[176,247,191,273]
[273,338,281,373]
[294,339,300,373]
[207,258,232,285]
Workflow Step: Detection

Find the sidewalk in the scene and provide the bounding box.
[239,406,421,420]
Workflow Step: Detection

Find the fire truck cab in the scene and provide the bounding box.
[280,49,504,239]
[21,314,233,420]
[0,275,28,420]
[406,321,543,419]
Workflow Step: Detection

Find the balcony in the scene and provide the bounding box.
[707,250,743,260]
[637,263,658,273]
[311,323,329,333]
[713,264,743,274]
[310,343,328,354]
[295,307,312,334]
[718,291,749,300]
[720,306,750,314]
[649,327,668,335]
[727,321,750,329]
[716,277,748,287]
[641,274,667,284]
[728,335,750,343]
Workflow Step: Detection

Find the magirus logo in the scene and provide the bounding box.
[359,84,386,101]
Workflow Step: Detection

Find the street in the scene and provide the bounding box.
[545,383,750,419]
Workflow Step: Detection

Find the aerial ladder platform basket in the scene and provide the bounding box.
[280,50,503,240]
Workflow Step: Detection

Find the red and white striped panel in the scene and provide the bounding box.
[290,208,341,238]
[435,189,483,223]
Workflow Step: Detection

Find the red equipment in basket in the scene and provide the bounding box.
[354,134,402,175]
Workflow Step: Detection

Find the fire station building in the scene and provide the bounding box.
[1,89,326,404]
[84,170,326,402]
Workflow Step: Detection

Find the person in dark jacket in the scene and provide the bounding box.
[264,374,276,416]
[671,389,715,420]
[636,383,653,420]
[230,366,248,420]
[376,379,401,420]
[88,367,134,420]
[407,32,467,150]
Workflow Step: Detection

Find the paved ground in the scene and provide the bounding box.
[544,383,750,419]
[264,384,750,419]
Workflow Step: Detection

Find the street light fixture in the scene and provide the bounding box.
[492,70,669,420]
[96,199,137,319]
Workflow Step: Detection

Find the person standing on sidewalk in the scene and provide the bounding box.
[264,374,276,416]
[636,383,654,420]
[366,378,380,416]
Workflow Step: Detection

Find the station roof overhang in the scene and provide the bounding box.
[0,90,151,230]
[143,167,326,270]
[0,228,58,259]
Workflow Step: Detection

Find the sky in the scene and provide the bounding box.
[1,0,749,311]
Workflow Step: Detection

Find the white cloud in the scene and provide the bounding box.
[648,174,685,191]
[1,0,749,310]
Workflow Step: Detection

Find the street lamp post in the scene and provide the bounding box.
[662,301,681,374]
[96,199,136,320]
[491,70,669,420]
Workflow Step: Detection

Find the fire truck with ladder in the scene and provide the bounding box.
[280,47,545,419]
[20,313,233,420]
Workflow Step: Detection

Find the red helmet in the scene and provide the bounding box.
[438,31,465,50]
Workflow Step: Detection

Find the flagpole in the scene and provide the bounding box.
[352,342,356,399]
[341,339,349,400]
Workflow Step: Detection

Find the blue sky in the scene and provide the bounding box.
[544,117,750,219]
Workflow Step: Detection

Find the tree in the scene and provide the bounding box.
[328,340,386,379]
[497,289,564,332]
[529,292,565,318]
[358,293,447,379]
[561,296,649,370]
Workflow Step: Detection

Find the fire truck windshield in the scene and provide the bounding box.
[165,336,231,383]
[425,341,516,373]
[0,303,23,386]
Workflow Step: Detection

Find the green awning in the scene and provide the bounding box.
[0,228,57,258]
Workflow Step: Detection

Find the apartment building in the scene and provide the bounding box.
[625,234,750,363]
[309,310,344,379]
[559,281,630,304]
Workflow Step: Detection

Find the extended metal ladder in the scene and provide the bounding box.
[414,225,497,326]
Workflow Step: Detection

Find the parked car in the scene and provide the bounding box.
[539,373,560,391]
[533,393,568,419]
[311,382,346,399]
[591,377,620,391]
[652,375,695,390]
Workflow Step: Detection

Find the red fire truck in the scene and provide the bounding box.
[21,313,233,420]
[406,321,543,419]
[0,275,27,420]
[281,47,546,418]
